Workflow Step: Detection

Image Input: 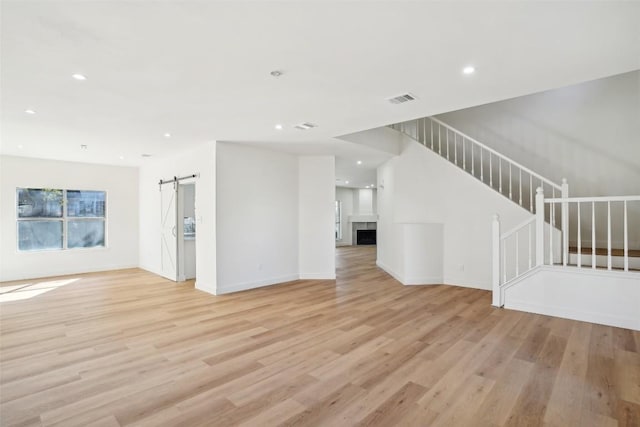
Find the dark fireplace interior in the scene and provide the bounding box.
[356,229,377,245]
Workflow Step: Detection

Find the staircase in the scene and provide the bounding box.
[390,116,640,329]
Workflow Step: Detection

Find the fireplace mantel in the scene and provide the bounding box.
[348,214,377,223]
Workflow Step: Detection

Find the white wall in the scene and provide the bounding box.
[0,155,139,281]
[299,156,335,279]
[505,266,640,331]
[377,137,532,290]
[335,187,354,246]
[138,142,216,293]
[216,143,300,293]
[436,70,640,249]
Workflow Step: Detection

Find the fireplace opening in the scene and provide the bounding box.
[356,229,377,245]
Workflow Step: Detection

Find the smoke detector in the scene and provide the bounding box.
[387,93,417,104]
[293,122,317,130]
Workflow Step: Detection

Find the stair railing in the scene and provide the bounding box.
[493,188,640,306]
[391,117,564,213]
[542,193,640,271]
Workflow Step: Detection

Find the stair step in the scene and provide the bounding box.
[568,246,640,258]
[556,263,640,272]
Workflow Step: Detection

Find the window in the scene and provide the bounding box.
[17,188,106,251]
[335,200,342,241]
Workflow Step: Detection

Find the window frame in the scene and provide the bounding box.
[16,188,108,253]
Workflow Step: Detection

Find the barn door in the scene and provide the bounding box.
[160,183,178,281]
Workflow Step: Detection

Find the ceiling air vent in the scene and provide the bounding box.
[293,122,317,130]
[387,93,417,105]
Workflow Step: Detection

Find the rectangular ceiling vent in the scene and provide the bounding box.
[293,122,317,130]
[387,93,417,104]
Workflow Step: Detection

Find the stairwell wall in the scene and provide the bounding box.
[435,70,640,250]
[377,136,532,290]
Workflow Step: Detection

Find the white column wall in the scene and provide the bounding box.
[138,142,216,294]
[299,156,336,279]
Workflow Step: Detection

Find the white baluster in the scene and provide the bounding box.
[509,163,512,200]
[438,125,442,155]
[535,187,545,266]
[550,202,554,265]
[480,149,484,182]
[519,169,522,206]
[492,214,501,307]
[454,134,458,166]
[624,200,628,272]
[471,143,475,176]
[489,154,493,187]
[430,120,434,150]
[592,201,596,269]
[607,201,612,270]
[577,202,581,268]
[499,159,502,193]
[529,175,533,212]
[561,178,569,267]
[446,129,450,160]
[463,138,466,170]
[423,118,426,145]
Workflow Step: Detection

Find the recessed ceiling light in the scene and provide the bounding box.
[24,109,36,115]
[275,124,283,130]
[119,155,124,160]
[164,133,171,138]
[357,160,362,165]
[17,144,23,149]
[72,73,87,80]
[463,66,475,75]
[141,153,152,158]
[270,70,283,77]
[345,180,349,184]
[371,184,375,187]
[80,144,88,150]
[365,185,370,189]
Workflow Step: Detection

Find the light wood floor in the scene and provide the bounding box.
[1,246,639,426]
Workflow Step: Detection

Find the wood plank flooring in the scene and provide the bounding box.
[1,246,639,426]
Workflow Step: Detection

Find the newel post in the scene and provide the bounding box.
[561,178,569,266]
[492,214,501,307]
[535,187,545,266]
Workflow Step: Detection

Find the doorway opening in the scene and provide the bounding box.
[159,175,197,283]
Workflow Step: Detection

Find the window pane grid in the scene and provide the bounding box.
[16,188,107,252]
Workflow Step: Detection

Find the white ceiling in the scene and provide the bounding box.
[1,1,639,173]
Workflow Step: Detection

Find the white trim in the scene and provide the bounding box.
[0,263,139,282]
[505,299,640,331]
[194,281,216,295]
[299,273,336,280]
[376,259,403,284]
[376,260,442,286]
[403,275,443,285]
[216,273,300,295]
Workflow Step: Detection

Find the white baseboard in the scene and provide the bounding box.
[505,299,640,331]
[194,281,217,295]
[403,275,443,285]
[376,260,403,284]
[216,273,300,295]
[0,263,139,282]
[376,260,442,286]
[299,273,336,280]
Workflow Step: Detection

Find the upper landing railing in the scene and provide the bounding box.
[390,116,564,213]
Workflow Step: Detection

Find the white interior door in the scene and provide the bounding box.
[160,184,178,281]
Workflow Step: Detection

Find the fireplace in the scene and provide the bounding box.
[356,229,377,245]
